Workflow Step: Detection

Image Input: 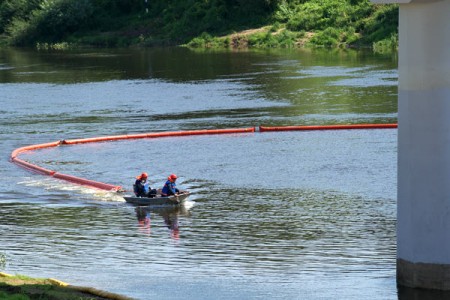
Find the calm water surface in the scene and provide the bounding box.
[0,47,402,299]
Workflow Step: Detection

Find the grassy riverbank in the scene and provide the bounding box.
[0,0,398,52]
[0,273,131,300]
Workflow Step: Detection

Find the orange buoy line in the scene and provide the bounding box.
[10,124,396,192]
[10,127,256,192]
[259,123,398,132]
[11,152,123,192]
[60,128,255,145]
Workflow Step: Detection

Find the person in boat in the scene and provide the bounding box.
[161,174,180,197]
[134,172,157,198]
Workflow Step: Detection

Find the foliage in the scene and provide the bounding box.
[0,0,398,51]
[92,0,144,15]
[358,4,398,46]
[308,27,359,48]
[308,27,340,48]
[37,0,94,40]
[5,0,94,45]
[248,29,301,48]
[373,32,398,53]
[36,41,73,50]
[280,0,369,31]
[143,0,277,41]
[186,32,229,48]
[0,0,41,33]
[0,291,30,300]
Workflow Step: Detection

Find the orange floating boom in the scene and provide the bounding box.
[61,128,255,145]
[10,127,256,192]
[10,125,396,192]
[259,123,397,132]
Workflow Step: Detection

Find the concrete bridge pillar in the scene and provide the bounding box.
[371,0,450,290]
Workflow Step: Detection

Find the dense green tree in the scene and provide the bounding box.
[0,0,40,33]
[93,0,144,14]
[4,0,94,45]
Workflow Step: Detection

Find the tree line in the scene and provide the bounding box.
[0,0,398,51]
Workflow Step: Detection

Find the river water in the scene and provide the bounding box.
[0,47,402,299]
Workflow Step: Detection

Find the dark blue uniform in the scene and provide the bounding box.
[134,179,148,197]
[161,180,179,196]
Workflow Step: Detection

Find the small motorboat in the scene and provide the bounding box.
[123,191,190,206]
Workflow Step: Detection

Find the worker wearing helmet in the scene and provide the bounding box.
[134,172,157,197]
[161,174,180,197]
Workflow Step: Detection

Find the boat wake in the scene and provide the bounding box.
[19,176,126,202]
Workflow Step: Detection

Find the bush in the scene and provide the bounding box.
[186,32,227,48]
[35,0,94,41]
[373,32,398,53]
[36,41,73,50]
[277,29,298,47]
[0,0,41,33]
[359,4,398,45]
[273,0,296,23]
[5,17,35,45]
[247,29,298,48]
[286,2,325,31]
[93,0,144,15]
[285,0,363,32]
[0,291,30,300]
[341,27,359,45]
[5,0,94,45]
[308,27,341,48]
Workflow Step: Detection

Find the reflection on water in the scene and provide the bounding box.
[136,207,151,236]
[398,286,450,300]
[135,205,192,239]
[0,185,397,299]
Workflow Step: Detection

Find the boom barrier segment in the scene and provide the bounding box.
[10,124,396,192]
[259,123,397,132]
[10,127,255,192]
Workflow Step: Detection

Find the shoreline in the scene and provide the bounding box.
[0,272,133,300]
